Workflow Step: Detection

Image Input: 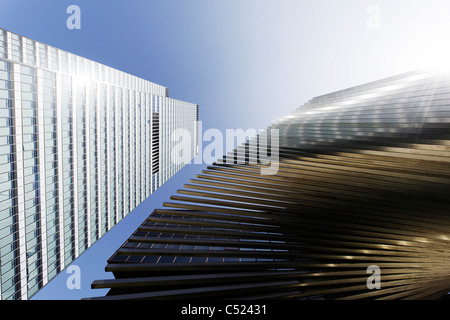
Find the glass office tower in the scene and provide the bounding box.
[0,28,199,300]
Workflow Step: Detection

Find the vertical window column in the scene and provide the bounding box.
[99,83,108,236]
[84,79,92,249]
[129,91,135,210]
[108,85,116,227]
[60,74,75,267]
[11,63,27,300]
[117,87,124,222]
[41,67,59,282]
[75,79,88,254]
[124,89,130,216]
[9,33,22,63]
[55,72,65,272]
[88,81,99,243]
[0,60,20,300]
[21,65,42,298]
[0,30,6,58]
[36,67,49,292]
[135,92,141,206]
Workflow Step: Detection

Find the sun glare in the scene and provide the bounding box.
[73,75,89,88]
[406,28,450,74]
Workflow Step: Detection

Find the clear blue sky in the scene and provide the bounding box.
[0,0,448,299]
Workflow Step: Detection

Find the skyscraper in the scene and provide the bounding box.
[0,28,199,300]
[89,69,450,300]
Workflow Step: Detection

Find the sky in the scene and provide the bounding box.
[0,0,449,299]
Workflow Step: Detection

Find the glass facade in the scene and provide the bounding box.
[0,28,199,300]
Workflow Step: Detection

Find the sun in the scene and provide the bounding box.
[420,42,450,73]
[405,27,450,74]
